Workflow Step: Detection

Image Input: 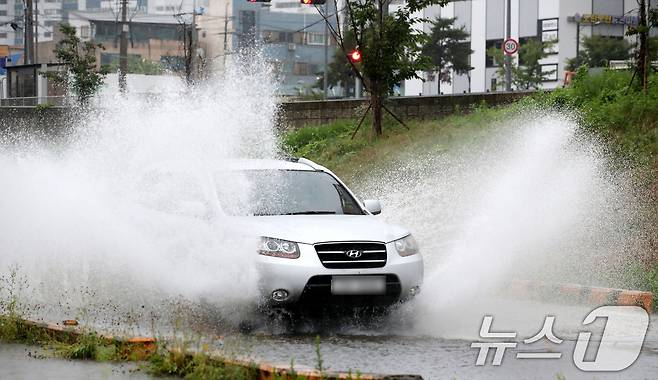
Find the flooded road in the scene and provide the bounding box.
[238,299,658,379]
[0,344,152,380]
[247,333,658,379]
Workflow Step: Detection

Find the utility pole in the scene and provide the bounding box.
[322,1,328,99]
[638,0,648,94]
[24,0,34,64]
[223,1,229,69]
[119,0,128,92]
[575,19,580,67]
[34,0,38,63]
[190,0,197,82]
[504,0,511,91]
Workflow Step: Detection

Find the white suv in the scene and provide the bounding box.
[228,157,424,308]
[138,157,423,309]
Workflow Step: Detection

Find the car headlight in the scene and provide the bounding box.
[394,234,419,257]
[258,237,300,259]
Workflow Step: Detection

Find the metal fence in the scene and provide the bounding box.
[0,96,67,107]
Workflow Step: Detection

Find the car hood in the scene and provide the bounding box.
[232,215,409,245]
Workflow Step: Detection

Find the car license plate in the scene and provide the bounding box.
[331,276,386,295]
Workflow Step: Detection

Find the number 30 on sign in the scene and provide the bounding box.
[503,38,519,55]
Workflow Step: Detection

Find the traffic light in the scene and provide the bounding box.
[348,49,362,63]
[300,0,326,4]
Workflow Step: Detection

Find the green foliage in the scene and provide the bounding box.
[44,23,105,105]
[323,31,357,93]
[102,56,164,75]
[623,261,658,311]
[341,0,450,134]
[0,266,51,344]
[59,332,105,360]
[147,344,257,379]
[528,69,658,163]
[487,38,555,90]
[350,0,446,92]
[282,120,366,160]
[35,103,53,111]
[314,335,324,374]
[421,17,473,83]
[566,35,633,70]
[282,105,512,180]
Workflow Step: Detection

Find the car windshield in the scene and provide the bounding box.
[215,169,364,216]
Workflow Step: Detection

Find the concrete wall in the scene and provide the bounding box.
[278,91,536,129]
[0,91,537,132]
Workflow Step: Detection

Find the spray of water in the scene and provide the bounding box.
[0,53,280,332]
[355,110,652,339]
[0,56,651,341]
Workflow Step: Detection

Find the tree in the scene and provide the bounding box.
[565,35,633,70]
[43,23,105,105]
[627,0,657,94]
[320,31,357,96]
[103,56,164,75]
[487,38,554,90]
[320,0,451,137]
[420,17,473,88]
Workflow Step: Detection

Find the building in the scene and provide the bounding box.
[198,0,336,96]
[66,10,186,70]
[404,0,658,96]
[0,0,199,53]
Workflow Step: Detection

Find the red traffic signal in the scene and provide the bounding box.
[300,0,326,4]
[348,49,362,63]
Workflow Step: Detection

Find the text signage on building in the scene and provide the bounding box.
[580,14,639,26]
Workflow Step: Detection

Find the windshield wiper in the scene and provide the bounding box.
[286,211,336,215]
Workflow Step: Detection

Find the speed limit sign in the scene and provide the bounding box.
[503,38,519,55]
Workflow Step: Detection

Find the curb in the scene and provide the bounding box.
[20,318,423,380]
[504,280,654,312]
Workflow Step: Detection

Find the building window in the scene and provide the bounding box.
[541,63,558,81]
[538,18,559,54]
[306,33,325,45]
[0,10,6,15]
[0,0,7,4]
[0,33,6,38]
[261,30,297,43]
[80,26,90,38]
[485,39,503,67]
[44,32,52,38]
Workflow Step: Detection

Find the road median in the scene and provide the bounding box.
[503,280,653,312]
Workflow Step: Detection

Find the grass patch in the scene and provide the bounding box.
[525,68,658,166]
[624,261,658,310]
[282,103,514,180]
[147,343,259,379]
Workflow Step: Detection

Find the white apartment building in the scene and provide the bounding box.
[404,0,658,96]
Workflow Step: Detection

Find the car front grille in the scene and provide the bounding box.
[314,242,387,269]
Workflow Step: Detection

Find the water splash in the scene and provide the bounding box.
[0,53,279,332]
[354,110,652,338]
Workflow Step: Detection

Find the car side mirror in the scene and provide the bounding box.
[363,199,382,215]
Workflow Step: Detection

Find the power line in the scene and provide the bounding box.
[293,5,345,33]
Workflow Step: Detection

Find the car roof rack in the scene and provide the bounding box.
[281,155,299,162]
